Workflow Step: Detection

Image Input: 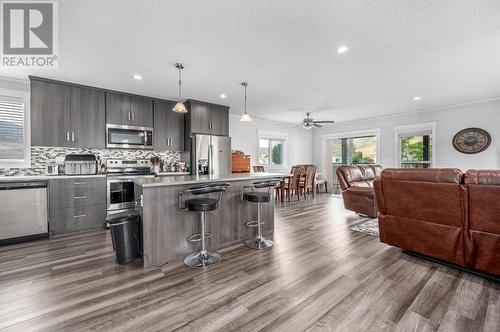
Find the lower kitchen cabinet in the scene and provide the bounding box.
[48,177,107,236]
[49,205,106,236]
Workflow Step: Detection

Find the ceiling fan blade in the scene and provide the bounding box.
[313,123,323,128]
[313,121,335,124]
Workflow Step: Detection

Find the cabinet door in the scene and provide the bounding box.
[31,80,72,147]
[153,100,170,150]
[210,105,229,136]
[188,101,211,135]
[49,204,106,236]
[154,100,184,151]
[70,87,105,148]
[130,96,153,127]
[105,92,130,125]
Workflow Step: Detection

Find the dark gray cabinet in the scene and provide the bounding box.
[31,80,72,147]
[106,92,153,127]
[153,99,184,151]
[31,79,105,148]
[48,177,106,236]
[185,100,229,136]
[70,87,106,148]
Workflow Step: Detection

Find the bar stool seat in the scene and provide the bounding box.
[243,192,270,203]
[186,198,218,212]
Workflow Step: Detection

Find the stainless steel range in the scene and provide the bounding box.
[106,159,155,215]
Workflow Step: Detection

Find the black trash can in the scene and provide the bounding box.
[107,212,141,265]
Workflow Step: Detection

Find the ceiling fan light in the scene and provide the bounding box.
[240,112,252,122]
[172,102,188,113]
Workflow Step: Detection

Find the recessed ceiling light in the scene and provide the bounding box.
[133,74,142,80]
[220,93,227,99]
[337,46,349,54]
[413,96,422,101]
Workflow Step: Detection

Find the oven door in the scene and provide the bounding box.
[106,124,153,149]
[107,177,136,211]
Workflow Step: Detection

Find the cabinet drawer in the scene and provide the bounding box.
[49,177,106,209]
[49,204,106,236]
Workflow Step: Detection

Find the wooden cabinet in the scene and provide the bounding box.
[185,100,229,136]
[232,154,250,173]
[70,86,106,148]
[31,79,105,148]
[153,99,184,151]
[106,92,153,127]
[31,80,72,147]
[48,177,106,236]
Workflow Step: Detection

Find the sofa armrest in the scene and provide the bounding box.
[373,177,386,214]
[345,187,374,199]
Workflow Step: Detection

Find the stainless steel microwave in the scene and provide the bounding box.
[106,124,153,149]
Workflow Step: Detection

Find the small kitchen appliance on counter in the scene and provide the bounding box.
[64,154,97,175]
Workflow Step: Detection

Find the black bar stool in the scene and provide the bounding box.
[241,178,281,249]
[179,182,230,268]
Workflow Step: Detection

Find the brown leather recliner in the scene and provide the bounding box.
[464,170,500,275]
[337,165,383,218]
[374,168,500,276]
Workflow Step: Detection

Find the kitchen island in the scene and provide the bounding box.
[134,173,284,267]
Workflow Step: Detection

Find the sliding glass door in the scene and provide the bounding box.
[324,135,378,193]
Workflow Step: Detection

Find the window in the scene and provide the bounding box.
[395,122,436,168]
[257,130,287,167]
[322,129,381,194]
[0,87,30,168]
[259,138,284,166]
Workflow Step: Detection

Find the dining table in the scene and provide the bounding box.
[276,172,323,203]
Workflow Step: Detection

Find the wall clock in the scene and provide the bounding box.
[452,128,491,154]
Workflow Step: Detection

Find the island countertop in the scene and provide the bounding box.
[134,172,286,188]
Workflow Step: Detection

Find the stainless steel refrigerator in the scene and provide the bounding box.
[191,134,231,176]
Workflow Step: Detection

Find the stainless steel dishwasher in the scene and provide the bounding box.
[0,181,48,245]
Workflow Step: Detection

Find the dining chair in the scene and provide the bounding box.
[278,166,304,202]
[300,165,317,199]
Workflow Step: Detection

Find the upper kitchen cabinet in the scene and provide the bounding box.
[153,99,184,151]
[106,92,153,128]
[185,100,229,136]
[70,86,105,148]
[31,79,72,147]
[31,78,105,148]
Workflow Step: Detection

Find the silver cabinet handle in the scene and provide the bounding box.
[73,182,87,185]
[72,131,75,142]
[128,112,131,121]
[73,195,86,199]
[73,214,87,219]
[66,131,70,141]
[211,122,214,130]
[131,112,135,121]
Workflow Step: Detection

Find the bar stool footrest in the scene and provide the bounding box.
[245,220,264,228]
[186,232,213,243]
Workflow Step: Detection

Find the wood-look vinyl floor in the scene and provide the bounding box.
[0,195,498,332]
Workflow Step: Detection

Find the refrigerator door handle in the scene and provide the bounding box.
[209,143,214,175]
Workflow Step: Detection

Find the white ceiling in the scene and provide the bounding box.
[5,0,500,124]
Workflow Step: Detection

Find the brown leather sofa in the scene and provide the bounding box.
[337,165,383,218]
[374,168,499,276]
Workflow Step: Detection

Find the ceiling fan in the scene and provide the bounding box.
[299,112,335,129]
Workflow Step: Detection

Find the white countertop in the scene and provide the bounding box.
[135,172,288,188]
[0,174,106,182]
[155,172,190,176]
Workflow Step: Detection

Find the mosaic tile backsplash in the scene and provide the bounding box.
[0,146,181,176]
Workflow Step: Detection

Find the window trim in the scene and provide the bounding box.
[394,122,436,168]
[257,130,288,167]
[0,87,31,168]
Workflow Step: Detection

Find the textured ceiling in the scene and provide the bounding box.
[5,0,500,124]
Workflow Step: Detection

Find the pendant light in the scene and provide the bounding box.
[240,82,252,122]
[172,63,188,113]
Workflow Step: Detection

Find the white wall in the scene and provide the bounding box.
[312,99,500,172]
[229,115,313,172]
